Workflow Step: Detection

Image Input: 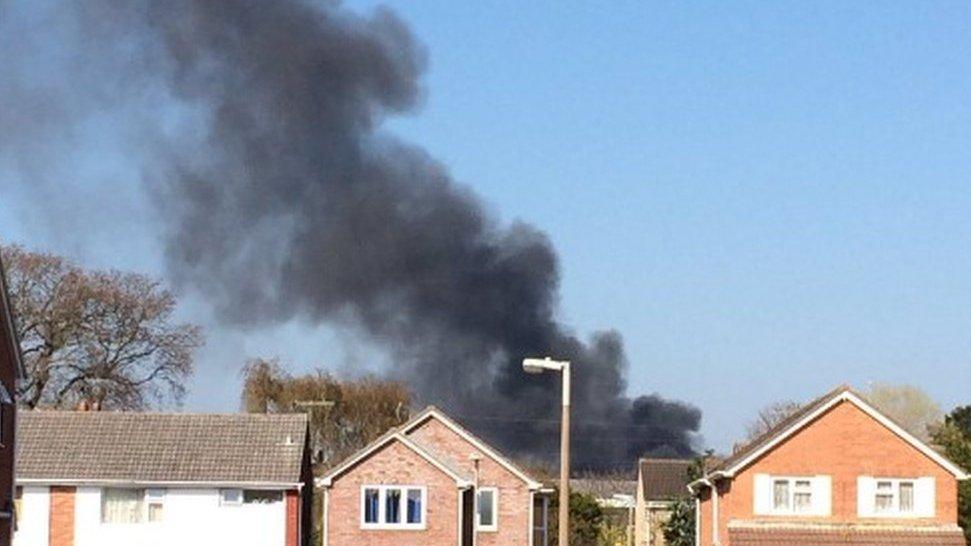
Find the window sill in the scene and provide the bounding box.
[361,524,427,531]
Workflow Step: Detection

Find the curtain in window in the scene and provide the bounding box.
[385,489,401,523]
[406,489,422,524]
[102,488,144,523]
[364,489,379,523]
[772,481,790,510]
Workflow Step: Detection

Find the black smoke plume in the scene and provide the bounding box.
[0,0,700,468]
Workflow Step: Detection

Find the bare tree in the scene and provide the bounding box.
[241,358,410,469]
[1,244,202,409]
[865,383,942,442]
[745,400,803,442]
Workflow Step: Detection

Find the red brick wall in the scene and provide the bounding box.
[699,400,960,545]
[326,440,460,546]
[286,489,299,546]
[49,486,75,546]
[406,417,533,546]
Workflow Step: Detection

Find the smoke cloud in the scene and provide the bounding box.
[0,0,700,468]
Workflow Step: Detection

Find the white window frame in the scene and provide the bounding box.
[145,489,166,523]
[476,487,499,532]
[872,478,917,516]
[767,476,815,515]
[360,485,427,530]
[100,488,167,524]
[219,488,243,507]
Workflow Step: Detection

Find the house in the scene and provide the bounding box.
[0,254,25,546]
[634,459,693,546]
[13,411,313,546]
[319,406,549,546]
[690,385,970,546]
[571,476,638,546]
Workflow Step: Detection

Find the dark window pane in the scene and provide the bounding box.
[407,489,423,524]
[385,488,401,524]
[364,489,379,523]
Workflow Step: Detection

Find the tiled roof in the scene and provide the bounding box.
[570,477,637,499]
[639,458,692,500]
[17,411,308,485]
[729,525,967,546]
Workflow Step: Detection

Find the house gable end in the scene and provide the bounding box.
[716,390,969,481]
[401,408,542,489]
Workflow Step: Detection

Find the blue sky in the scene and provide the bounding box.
[3,1,971,451]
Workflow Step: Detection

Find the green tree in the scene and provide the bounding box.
[548,491,605,546]
[932,406,971,543]
[661,453,708,546]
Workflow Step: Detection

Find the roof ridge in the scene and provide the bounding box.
[21,409,308,420]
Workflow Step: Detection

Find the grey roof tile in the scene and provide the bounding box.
[17,411,308,485]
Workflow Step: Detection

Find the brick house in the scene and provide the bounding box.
[634,459,693,546]
[13,411,313,546]
[690,385,970,546]
[319,406,550,546]
[0,254,25,546]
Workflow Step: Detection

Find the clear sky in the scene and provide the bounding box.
[3,1,971,451]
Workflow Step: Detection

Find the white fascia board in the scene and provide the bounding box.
[15,479,303,489]
[721,391,970,481]
[402,408,543,489]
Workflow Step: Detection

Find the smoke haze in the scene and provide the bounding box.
[0,0,700,468]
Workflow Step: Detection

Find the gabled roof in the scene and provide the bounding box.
[319,406,543,490]
[401,406,544,490]
[17,411,309,487]
[696,386,969,487]
[0,252,26,381]
[318,424,473,488]
[639,458,693,501]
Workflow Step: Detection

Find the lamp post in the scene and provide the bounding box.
[523,357,571,546]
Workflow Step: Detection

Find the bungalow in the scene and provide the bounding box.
[690,385,970,546]
[0,254,25,546]
[13,411,312,546]
[319,406,550,546]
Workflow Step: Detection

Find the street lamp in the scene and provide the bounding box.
[523,357,571,546]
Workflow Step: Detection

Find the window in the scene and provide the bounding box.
[873,479,917,515]
[772,480,790,511]
[772,478,811,514]
[364,488,379,524]
[243,490,283,504]
[220,489,243,506]
[101,488,144,524]
[533,496,549,546]
[755,475,830,516]
[361,486,426,529]
[145,489,165,522]
[477,488,498,531]
[793,480,813,512]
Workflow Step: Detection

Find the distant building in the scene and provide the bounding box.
[571,476,638,546]
[14,411,312,546]
[319,406,550,546]
[0,254,25,546]
[691,385,969,546]
[634,459,693,546]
